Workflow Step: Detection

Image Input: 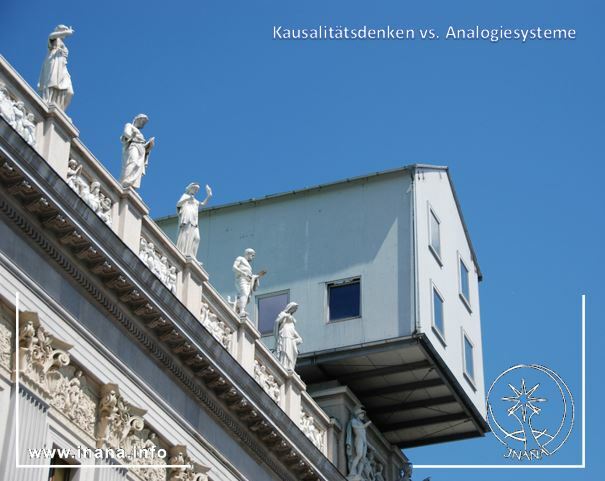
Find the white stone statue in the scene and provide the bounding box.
[0,84,15,125]
[346,406,372,479]
[176,183,212,258]
[232,249,266,318]
[120,114,155,189]
[274,302,302,371]
[38,25,74,110]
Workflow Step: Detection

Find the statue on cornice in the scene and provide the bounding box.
[274,302,302,371]
[232,248,266,318]
[346,406,372,480]
[176,182,212,258]
[38,25,74,110]
[120,114,155,189]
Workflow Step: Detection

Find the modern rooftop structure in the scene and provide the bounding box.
[158,164,489,451]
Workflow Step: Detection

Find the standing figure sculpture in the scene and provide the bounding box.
[120,114,155,189]
[346,406,372,479]
[38,25,74,111]
[274,302,302,371]
[232,249,266,318]
[176,182,212,258]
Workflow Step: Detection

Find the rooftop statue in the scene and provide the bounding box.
[176,183,212,258]
[346,406,372,480]
[38,25,74,111]
[232,248,266,319]
[120,114,155,189]
[274,302,302,371]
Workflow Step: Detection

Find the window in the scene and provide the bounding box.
[463,333,475,382]
[328,278,361,321]
[257,291,289,335]
[429,207,442,262]
[459,256,471,307]
[48,452,74,481]
[432,285,445,341]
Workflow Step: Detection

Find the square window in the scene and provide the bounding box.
[432,287,445,338]
[459,257,470,305]
[328,279,360,321]
[429,208,441,261]
[257,291,289,335]
[464,335,474,381]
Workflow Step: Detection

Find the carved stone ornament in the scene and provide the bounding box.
[130,429,167,481]
[0,307,13,370]
[50,366,98,437]
[299,409,324,451]
[66,159,113,225]
[139,237,178,293]
[0,83,37,147]
[200,302,232,350]
[253,359,280,403]
[18,312,71,397]
[168,445,210,481]
[96,383,146,449]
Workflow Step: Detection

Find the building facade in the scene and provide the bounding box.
[0,50,387,481]
[158,166,489,452]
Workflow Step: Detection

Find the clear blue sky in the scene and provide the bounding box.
[2,1,602,480]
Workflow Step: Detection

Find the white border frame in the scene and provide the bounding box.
[14,291,191,471]
[415,294,587,469]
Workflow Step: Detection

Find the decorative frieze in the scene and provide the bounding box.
[96,383,145,450]
[139,237,178,293]
[168,445,210,481]
[253,359,281,403]
[18,313,71,397]
[299,409,324,451]
[49,366,97,437]
[0,307,13,370]
[130,429,167,481]
[0,83,37,147]
[66,159,113,225]
[200,302,233,351]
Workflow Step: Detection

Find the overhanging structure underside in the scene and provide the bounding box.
[297,335,489,449]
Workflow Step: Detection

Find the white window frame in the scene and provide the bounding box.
[457,253,472,312]
[326,276,362,323]
[461,328,476,390]
[428,204,443,266]
[256,289,290,336]
[430,282,446,346]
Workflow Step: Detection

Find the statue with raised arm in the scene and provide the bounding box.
[176,182,212,258]
[38,25,74,110]
[274,302,302,371]
[232,248,266,318]
[345,406,372,479]
[120,114,155,189]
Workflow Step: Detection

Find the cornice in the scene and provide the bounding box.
[0,119,343,481]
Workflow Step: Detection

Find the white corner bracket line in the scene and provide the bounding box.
[14,290,192,470]
[414,294,586,470]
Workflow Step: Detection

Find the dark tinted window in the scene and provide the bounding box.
[257,292,289,334]
[328,280,360,321]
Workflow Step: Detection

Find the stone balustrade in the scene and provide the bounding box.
[0,53,329,451]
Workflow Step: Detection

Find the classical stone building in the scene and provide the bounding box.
[0,52,372,481]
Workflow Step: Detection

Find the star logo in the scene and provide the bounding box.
[502,379,547,423]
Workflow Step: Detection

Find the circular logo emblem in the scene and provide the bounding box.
[486,364,574,461]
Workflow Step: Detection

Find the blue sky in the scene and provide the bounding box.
[1,1,603,480]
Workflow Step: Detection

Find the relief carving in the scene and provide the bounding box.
[96,383,145,450]
[139,238,177,293]
[200,302,232,351]
[66,159,113,225]
[168,445,210,481]
[50,366,97,437]
[299,409,324,451]
[253,359,281,403]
